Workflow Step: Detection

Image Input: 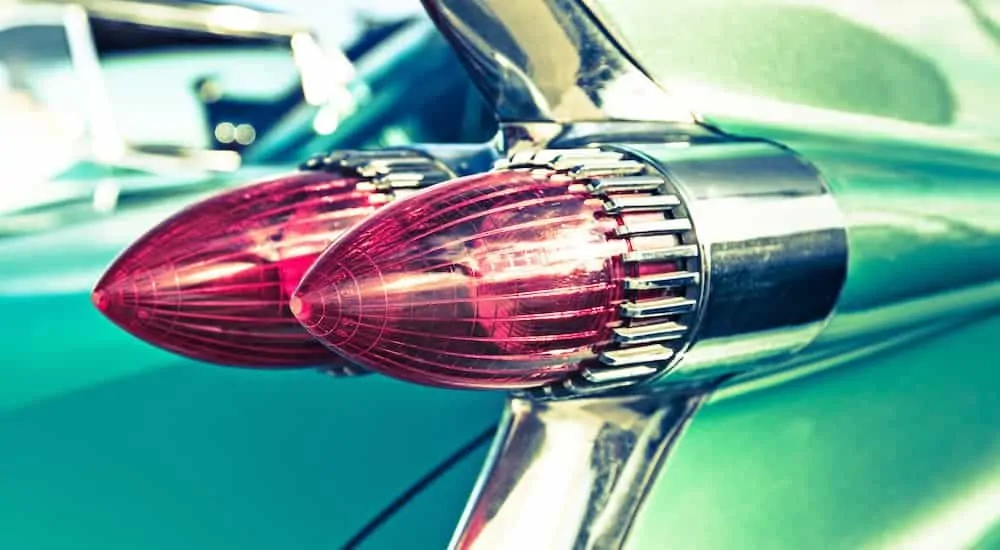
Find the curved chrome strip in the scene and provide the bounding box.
[449,389,710,550]
[419,0,694,123]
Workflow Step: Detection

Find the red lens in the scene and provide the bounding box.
[292,169,634,389]
[93,170,385,368]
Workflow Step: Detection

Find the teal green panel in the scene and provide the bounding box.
[627,314,1000,550]
[0,365,502,550]
[0,257,502,549]
[358,435,491,549]
[0,294,174,412]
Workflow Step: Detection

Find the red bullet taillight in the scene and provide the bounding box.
[93,150,452,369]
[292,149,701,390]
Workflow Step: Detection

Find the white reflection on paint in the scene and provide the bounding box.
[882,466,1000,549]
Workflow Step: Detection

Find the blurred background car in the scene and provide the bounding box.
[0,0,494,218]
[0,0,495,281]
[0,2,502,549]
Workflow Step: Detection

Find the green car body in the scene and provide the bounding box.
[420,1,1000,548]
[4,1,1000,549]
[598,3,1000,547]
[0,4,498,550]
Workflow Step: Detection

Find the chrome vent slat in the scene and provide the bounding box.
[604,194,681,214]
[620,296,697,318]
[624,271,700,290]
[588,175,667,194]
[565,160,646,177]
[581,365,660,384]
[612,322,688,345]
[497,148,622,170]
[599,344,676,366]
[623,244,699,263]
[614,218,691,237]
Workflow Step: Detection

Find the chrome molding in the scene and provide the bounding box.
[418,0,694,123]
[449,389,709,550]
[497,121,721,160]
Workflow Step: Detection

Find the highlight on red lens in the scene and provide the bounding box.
[291,168,636,389]
[93,170,388,368]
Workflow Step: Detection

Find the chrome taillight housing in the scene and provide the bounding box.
[293,142,848,395]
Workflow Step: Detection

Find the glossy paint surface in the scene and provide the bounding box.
[623,119,1000,546]
[0,343,501,549]
[628,314,1000,549]
[592,0,1000,136]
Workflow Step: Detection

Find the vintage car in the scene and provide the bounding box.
[12,0,1000,549]
[0,2,501,549]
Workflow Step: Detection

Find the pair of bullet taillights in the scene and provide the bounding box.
[93,143,848,395]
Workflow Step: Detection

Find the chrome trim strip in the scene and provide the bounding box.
[569,160,649,177]
[582,365,660,384]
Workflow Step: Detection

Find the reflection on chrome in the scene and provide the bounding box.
[419,0,694,123]
[450,389,710,550]
[614,141,849,385]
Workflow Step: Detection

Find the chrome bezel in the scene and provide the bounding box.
[299,148,457,376]
[300,148,456,195]
[495,147,704,398]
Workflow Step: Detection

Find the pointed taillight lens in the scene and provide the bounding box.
[93,151,453,369]
[92,170,376,368]
[292,159,699,389]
